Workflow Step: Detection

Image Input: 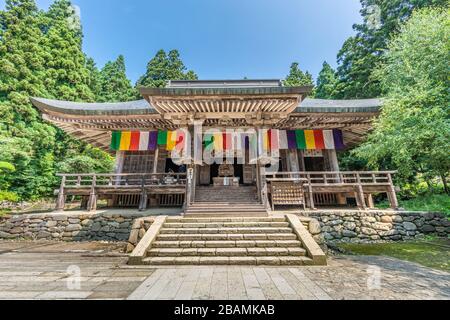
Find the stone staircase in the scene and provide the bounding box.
[186,186,267,217]
[129,215,327,266]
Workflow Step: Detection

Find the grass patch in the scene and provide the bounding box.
[338,239,450,272]
[377,194,450,216]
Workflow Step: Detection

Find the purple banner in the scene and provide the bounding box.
[148,131,158,151]
[333,129,345,150]
[287,130,297,150]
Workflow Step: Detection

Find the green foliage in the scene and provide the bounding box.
[354,8,450,191]
[57,145,114,174]
[334,0,448,98]
[0,190,19,202]
[97,55,138,102]
[338,240,450,272]
[283,62,314,87]
[137,49,198,88]
[0,0,121,200]
[315,61,339,99]
[377,194,450,216]
[0,161,15,173]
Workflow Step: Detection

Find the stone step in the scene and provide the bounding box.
[166,217,287,223]
[156,233,299,242]
[189,203,262,207]
[152,239,302,249]
[186,207,266,212]
[159,227,293,235]
[163,222,290,228]
[141,256,314,266]
[184,213,268,218]
[147,247,307,257]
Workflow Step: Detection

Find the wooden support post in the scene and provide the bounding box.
[307,173,316,210]
[55,176,66,211]
[153,147,159,174]
[87,175,97,212]
[387,173,399,210]
[356,173,367,210]
[139,176,147,211]
[367,194,375,209]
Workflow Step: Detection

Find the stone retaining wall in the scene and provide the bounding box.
[303,211,449,243]
[0,212,150,242]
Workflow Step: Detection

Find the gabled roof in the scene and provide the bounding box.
[31,97,382,116]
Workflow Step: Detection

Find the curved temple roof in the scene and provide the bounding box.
[31,97,382,116]
[30,80,383,151]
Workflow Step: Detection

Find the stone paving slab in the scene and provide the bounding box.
[0,240,449,300]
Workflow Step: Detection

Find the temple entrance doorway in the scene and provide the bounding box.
[198,159,256,186]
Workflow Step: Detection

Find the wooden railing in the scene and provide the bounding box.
[57,173,187,188]
[264,171,396,186]
[55,173,187,212]
[263,171,399,210]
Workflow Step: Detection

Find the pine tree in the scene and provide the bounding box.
[283,62,314,87]
[98,55,137,102]
[315,62,339,99]
[335,0,448,99]
[43,0,94,102]
[137,49,198,88]
[0,0,57,199]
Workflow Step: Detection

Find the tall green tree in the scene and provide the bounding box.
[137,49,198,88]
[315,62,339,99]
[283,62,314,87]
[335,0,448,99]
[354,7,450,193]
[97,55,137,102]
[0,0,113,200]
[44,0,94,102]
[0,0,58,199]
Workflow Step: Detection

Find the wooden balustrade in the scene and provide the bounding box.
[55,173,187,212]
[264,171,399,210]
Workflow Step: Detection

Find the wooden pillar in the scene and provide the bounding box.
[288,149,300,173]
[87,175,97,212]
[55,176,66,211]
[153,147,160,174]
[139,175,147,211]
[307,173,316,210]
[367,194,375,209]
[326,150,340,172]
[387,173,399,210]
[355,174,367,210]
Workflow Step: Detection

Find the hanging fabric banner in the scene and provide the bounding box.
[287,130,297,150]
[278,130,288,150]
[166,131,177,151]
[157,130,168,146]
[333,129,345,150]
[295,130,306,150]
[323,130,334,150]
[110,131,122,151]
[304,130,316,150]
[129,132,141,151]
[138,132,149,151]
[148,131,158,151]
[313,130,325,150]
[119,131,131,151]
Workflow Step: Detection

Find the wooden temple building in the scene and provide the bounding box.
[31,80,399,215]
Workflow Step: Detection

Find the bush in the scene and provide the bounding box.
[0,190,20,202]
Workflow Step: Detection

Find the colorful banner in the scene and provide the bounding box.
[111,129,346,152]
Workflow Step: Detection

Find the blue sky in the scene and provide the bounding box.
[1,0,362,83]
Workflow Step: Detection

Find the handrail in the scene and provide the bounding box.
[264,171,397,175]
[57,172,188,189]
[264,171,397,187]
[57,173,187,177]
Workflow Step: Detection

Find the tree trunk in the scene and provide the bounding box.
[441,174,449,195]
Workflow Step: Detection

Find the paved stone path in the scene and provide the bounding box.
[0,241,448,300]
